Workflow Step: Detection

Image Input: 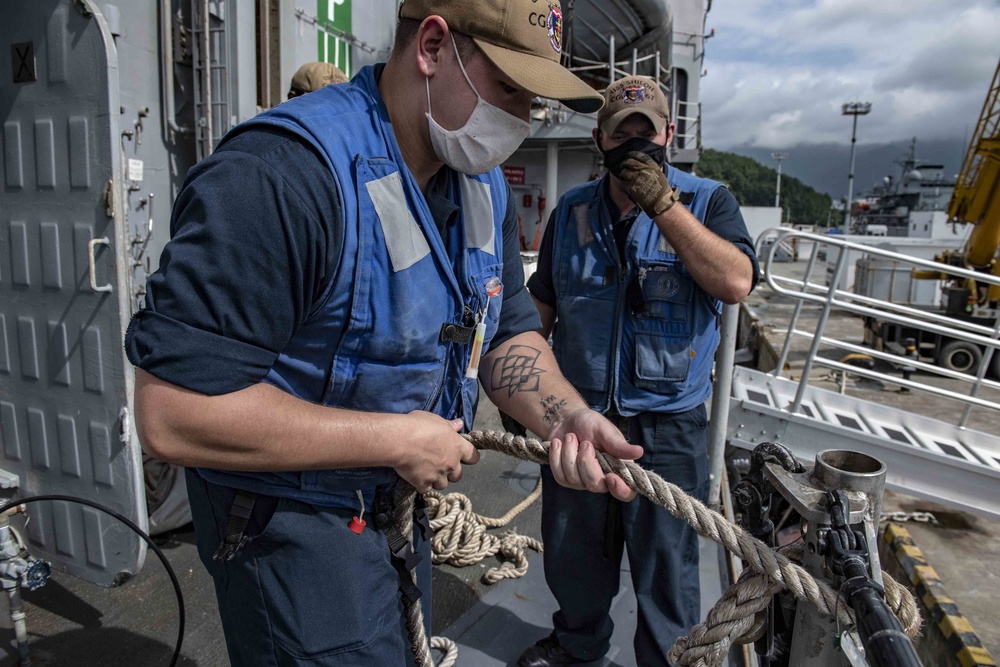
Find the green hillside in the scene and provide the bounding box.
[695,149,833,226]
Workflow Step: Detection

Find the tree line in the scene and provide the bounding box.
[695,149,833,227]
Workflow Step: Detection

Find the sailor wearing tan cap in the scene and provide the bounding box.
[287,61,349,99]
[127,1,645,664]
[520,76,759,666]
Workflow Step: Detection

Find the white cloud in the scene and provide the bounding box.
[701,0,1000,149]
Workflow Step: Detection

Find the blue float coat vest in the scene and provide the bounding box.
[550,169,722,416]
[197,66,508,505]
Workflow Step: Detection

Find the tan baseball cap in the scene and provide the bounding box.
[290,62,348,93]
[598,76,670,135]
[399,0,604,114]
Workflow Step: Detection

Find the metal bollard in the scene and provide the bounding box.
[753,446,908,667]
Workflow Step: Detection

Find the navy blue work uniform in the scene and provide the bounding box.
[527,170,758,664]
[126,65,540,664]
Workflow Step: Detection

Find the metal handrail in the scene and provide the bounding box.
[567,51,665,67]
[673,102,702,150]
[569,63,615,73]
[708,303,739,508]
[566,36,670,90]
[765,230,991,287]
[759,228,1000,427]
[790,330,1000,392]
[768,274,1000,343]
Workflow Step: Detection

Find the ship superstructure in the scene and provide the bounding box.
[851,139,957,238]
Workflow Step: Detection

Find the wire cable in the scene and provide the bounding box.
[0,494,185,667]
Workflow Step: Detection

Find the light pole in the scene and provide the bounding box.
[842,101,872,227]
[772,151,788,210]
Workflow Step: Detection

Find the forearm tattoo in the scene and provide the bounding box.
[540,394,568,425]
[491,345,545,397]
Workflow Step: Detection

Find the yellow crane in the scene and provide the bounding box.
[876,56,1000,375]
[939,55,1000,306]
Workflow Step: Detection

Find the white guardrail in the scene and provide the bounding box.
[708,228,1000,519]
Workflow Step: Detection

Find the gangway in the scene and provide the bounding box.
[715,229,1000,520]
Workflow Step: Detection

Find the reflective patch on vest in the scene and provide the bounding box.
[366,172,431,272]
[574,204,594,247]
[461,177,495,255]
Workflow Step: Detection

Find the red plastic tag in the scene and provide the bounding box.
[348,516,366,534]
[485,276,503,297]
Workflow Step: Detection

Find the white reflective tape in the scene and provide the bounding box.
[461,177,495,255]
[366,172,431,272]
[574,204,594,247]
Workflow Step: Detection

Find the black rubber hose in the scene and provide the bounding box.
[841,559,923,667]
[0,494,185,667]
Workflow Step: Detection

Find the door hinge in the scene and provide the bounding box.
[103,180,117,218]
[118,407,131,444]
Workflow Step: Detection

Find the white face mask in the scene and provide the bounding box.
[426,36,531,175]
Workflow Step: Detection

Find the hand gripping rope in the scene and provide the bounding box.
[384,430,921,667]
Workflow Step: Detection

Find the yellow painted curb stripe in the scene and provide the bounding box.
[958,645,998,667]
[883,522,997,667]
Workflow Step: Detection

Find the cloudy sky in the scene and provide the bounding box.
[700,0,1000,151]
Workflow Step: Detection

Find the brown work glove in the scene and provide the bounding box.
[618,152,680,217]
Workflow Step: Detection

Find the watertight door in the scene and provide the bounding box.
[0,0,146,586]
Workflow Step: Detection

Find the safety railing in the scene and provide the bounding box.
[673,99,701,151]
[759,228,1000,430]
[564,37,671,91]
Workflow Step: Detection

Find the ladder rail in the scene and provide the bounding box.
[761,229,1000,426]
[787,329,1000,393]
[706,230,1000,521]
[726,368,1000,519]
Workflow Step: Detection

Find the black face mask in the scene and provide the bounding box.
[600,136,666,178]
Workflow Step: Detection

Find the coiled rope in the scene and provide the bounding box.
[425,478,543,583]
[390,430,920,667]
[417,469,544,666]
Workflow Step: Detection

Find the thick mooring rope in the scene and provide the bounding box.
[668,565,919,666]
[666,539,919,666]
[389,488,435,667]
[393,430,921,667]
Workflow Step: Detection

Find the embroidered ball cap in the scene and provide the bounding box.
[399,0,603,113]
[290,62,348,93]
[598,75,670,136]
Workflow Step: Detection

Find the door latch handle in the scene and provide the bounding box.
[88,237,112,293]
